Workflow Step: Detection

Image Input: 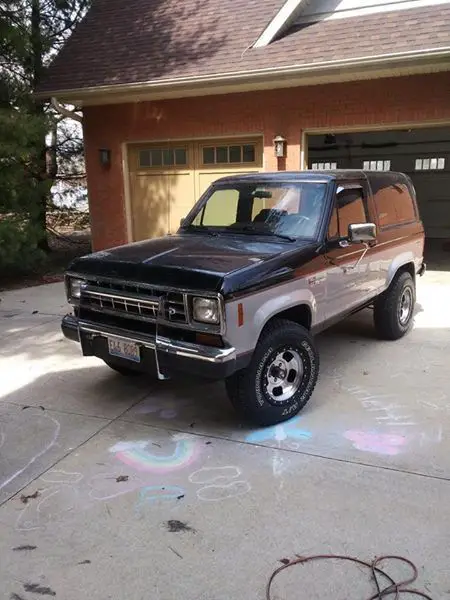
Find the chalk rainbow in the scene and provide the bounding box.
[110,439,199,473]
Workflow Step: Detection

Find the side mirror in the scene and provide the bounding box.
[348,222,377,243]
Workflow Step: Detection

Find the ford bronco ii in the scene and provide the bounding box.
[62,170,425,426]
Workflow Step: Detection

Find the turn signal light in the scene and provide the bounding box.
[238,303,244,327]
[195,333,223,347]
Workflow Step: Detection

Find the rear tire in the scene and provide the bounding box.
[373,271,415,340]
[225,319,319,426]
[104,361,143,376]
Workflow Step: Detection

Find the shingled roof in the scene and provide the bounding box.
[38,0,450,97]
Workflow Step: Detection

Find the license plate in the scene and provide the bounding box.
[107,337,141,363]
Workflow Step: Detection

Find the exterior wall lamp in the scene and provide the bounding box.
[99,148,111,167]
[273,135,287,158]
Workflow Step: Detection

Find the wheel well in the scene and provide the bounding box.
[396,262,416,281]
[266,304,312,330]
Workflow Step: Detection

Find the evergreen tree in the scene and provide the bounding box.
[0,0,89,269]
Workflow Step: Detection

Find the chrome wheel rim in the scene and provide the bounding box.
[398,287,413,325]
[263,348,304,404]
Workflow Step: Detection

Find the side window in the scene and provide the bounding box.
[328,206,339,239]
[396,184,417,223]
[373,183,416,228]
[328,186,368,239]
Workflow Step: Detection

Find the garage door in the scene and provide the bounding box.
[128,138,263,241]
[307,127,450,239]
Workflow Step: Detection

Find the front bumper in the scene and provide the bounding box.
[61,314,237,379]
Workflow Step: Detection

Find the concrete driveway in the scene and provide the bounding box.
[1,273,449,599]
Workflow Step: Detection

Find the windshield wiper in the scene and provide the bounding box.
[180,224,220,237]
[231,225,296,242]
[268,233,297,242]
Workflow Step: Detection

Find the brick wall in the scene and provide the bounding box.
[83,72,450,250]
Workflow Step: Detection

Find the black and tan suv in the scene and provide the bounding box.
[62,170,425,426]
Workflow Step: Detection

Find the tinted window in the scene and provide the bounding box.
[372,179,416,228]
[328,186,368,239]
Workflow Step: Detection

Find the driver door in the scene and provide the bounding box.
[325,182,375,320]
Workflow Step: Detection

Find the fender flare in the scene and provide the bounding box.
[386,252,416,288]
[253,289,316,341]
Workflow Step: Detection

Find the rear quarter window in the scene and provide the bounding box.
[371,176,417,228]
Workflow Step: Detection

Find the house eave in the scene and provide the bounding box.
[39,47,450,106]
[253,0,310,48]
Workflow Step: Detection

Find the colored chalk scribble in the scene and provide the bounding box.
[245,416,312,443]
[344,430,406,456]
[109,439,199,473]
[138,485,186,507]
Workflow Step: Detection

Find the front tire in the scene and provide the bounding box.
[225,319,319,426]
[373,271,415,340]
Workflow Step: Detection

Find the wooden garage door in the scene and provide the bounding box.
[128,138,263,241]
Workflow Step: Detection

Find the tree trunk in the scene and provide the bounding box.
[47,125,58,181]
[31,0,50,252]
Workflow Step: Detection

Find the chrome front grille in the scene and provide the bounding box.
[80,283,187,324]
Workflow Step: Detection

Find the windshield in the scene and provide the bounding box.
[185,181,328,240]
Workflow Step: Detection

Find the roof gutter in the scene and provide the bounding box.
[39,46,450,100]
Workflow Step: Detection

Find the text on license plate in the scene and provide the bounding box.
[107,338,141,363]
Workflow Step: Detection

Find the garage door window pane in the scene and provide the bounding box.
[203,147,215,164]
[363,160,391,171]
[415,157,446,170]
[163,149,174,166]
[150,149,162,167]
[311,162,337,170]
[243,145,256,162]
[229,146,242,163]
[202,143,258,165]
[175,148,187,165]
[139,150,151,167]
[216,147,228,163]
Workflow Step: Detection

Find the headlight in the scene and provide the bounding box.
[192,297,219,324]
[68,277,85,300]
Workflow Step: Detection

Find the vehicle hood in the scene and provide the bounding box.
[68,234,317,295]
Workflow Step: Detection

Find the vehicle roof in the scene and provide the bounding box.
[213,170,407,184]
